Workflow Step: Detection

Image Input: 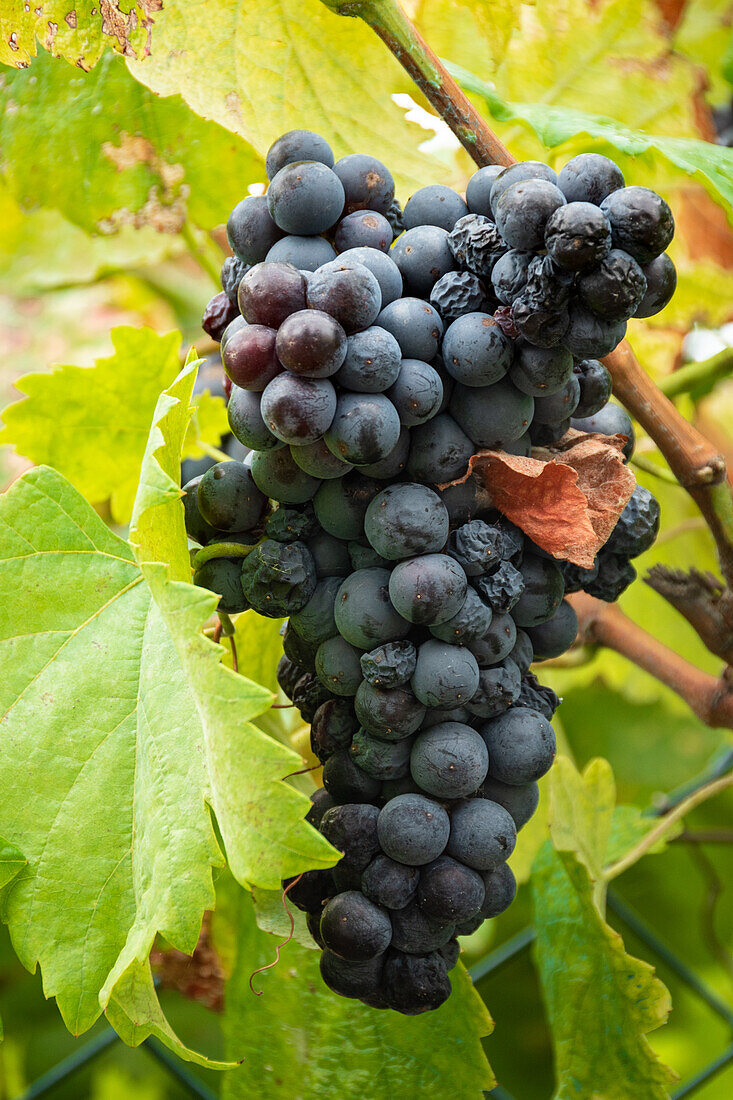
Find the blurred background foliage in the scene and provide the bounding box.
[0,0,732,1096]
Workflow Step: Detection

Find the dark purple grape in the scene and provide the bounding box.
[238,262,307,327]
[275,309,347,378]
[202,291,239,341]
[335,210,393,253]
[222,324,282,391]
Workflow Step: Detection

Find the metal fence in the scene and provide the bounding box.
[16,750,733,1100]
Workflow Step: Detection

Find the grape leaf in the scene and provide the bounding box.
[0,363,336,1057]
[0,840,26,1040]
[0,326,183,524]
[216,880,495,1098]
[532,757,677,1099]
[125,0,435,194]
[0,181,182,295]
[0,0,158,70]
[673,0,733,105]
[183,390,229,464]
[0,51,263,235]
[451,61,733,216]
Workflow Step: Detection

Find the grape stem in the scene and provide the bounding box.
[319,0,733,585]
[568,591,733,729]
[659,346,733,399]
[193,541,257,569]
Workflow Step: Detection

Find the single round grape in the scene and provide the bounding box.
[350,727,414,779]
[306,785,336,828]
[377,793,450,866]
[265,234,337,270]
[389,905,455,955]
[306,259,382,333]
[606,485,661,559]
[464,659,521,719]
[491,249,533,304]
[563,306,626,359]
[376,297,444,361]
[310,698,359,761]
[267,160,345,235]
[266,130,334,178]
[387,359,443,427]
[325,392,402,465]
[382,950,451,1014]
[478,775,539,830]
[490,161,558,210]
[290,576,341,644]
[320,949,384,1000]
[320,803,380,870]
[193,558,248,614]
[509,342,573,397]
[283,867,334,913]
[335,210,393,252]
[388,554,467,626]
[334,567,411,649]
[406,413,474,484]
[600,185,674,263]
[358,426,410,480]
[281,621,317,670]
[512,554,565,628]
[362,854,419,910]
[228,386,282,451]
[241,539,316,617]
[310,530,351,578]
[337,246,403,307]
[465,164,504,216]
[335,326,402,393]
[481,706,556,785]
[250,447,322,504]
[290,438,353,479]
[417,855,485,923]
[260,373,337,445]
[479,861,517,919]
[526,599,578,660]
[412,640,480,708]
[635,253,677,318]
[222,324,282,391]
[391,225,454,297]
[410,721,488,798]
[556,153,624,205]
[532,376,581,425]
[275,309,347,378]
[364,483,449,561]
[313,473,379,539]
[509,629,534,674]
[403,185,469,231]
[333,153,395,214]
[576,248,647,321]
[315,635,364,696]
[322,749,382,804]
[238,262,307,328]
[571,402,635,461]
[442,312,513,387]
[320,891,392,961]
[429,586,493,645]
[354,679,426,740]
[466,611,517,666]
[196,461,266,532]
[494,179,567,252]
[573,359,612,418]
[226,194,284,264]
[450,379,534,449]
[182,475,219,545]
[544,202,612,271]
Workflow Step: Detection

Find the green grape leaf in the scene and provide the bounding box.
[0,0,157,70]
[222,611,285,696]
[125,0,435,195]
[182,391,229,463]
[0,51,263,235]
[250,886,316,949]
[0,365,336,1055]
[0,181,182,296]
[451,61,733,216]
[217,881,495,1098]
[532,757,676,1099]
[0,326,183,524]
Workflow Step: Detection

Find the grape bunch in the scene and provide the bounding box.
[187,129,667,1013]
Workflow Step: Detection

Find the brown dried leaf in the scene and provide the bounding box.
[446,430,635,568]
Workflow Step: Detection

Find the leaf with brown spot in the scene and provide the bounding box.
[445,431,635,568]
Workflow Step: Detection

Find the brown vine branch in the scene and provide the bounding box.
[645,566,733,665]
[569,592,733,729]
[320,0,733,585]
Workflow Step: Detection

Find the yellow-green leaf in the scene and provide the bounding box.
[0,0,156,70]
